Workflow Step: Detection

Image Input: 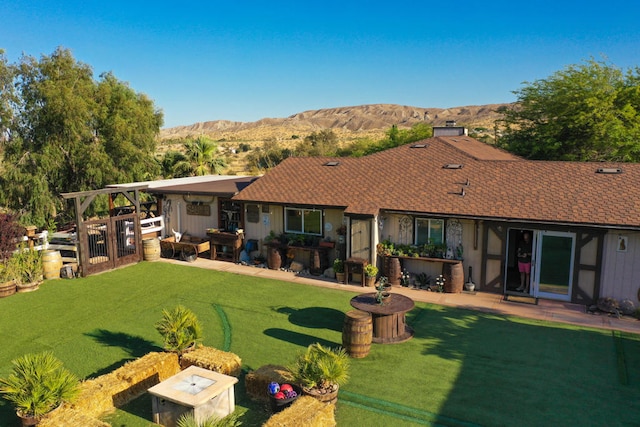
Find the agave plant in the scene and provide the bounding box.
[0,351,79,419]
[154,305,203,354]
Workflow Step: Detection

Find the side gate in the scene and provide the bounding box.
[80,213,142,276]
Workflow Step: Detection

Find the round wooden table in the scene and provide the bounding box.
[349,293,415,344]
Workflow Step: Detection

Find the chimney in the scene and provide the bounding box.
[433,125,468,137]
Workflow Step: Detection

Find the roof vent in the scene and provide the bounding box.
[410,143,428,148]
[324,161,340,167]
[596,167,622,174]
[443,164,463,169]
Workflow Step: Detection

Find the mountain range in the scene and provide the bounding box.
[159,103,511,143]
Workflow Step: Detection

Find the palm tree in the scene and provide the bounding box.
[184,136,226,176]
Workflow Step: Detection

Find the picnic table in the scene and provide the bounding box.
[350,293,415,344]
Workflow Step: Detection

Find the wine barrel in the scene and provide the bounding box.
[388,257,401,286]
[42,250,62,280]
[143,238,161,261]
[342,310,372,359]
[443,262,464,293]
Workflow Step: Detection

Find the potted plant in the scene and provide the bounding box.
[155,305,203,356]
[0,351,80,426]
[13,244,43,293]
[375,276,391,304]
[333,259,345,283]
[364,264,378,287]
[0,256,19,298]
[285,343,349,404]
[0,214,23,298]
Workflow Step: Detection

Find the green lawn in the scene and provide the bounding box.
[1,262,639,426]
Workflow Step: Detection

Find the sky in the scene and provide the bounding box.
[2,1,640,129]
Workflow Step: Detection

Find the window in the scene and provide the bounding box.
[285,208,322,235]
[415,218,444,245]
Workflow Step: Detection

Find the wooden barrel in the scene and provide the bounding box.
[342,310,372,358]
[143,238,161,261]
[42,250,62,280]
[268,247,282,270]
[443,262,464,293]
[388,257,401,286]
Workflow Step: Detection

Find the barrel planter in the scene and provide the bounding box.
[442,262,464,293]
[387,257,402,287]
[0,281,16,298]
[42,250,62,280]
[341,310,373,359]
[143,238,161,261]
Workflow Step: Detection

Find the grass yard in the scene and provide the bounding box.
[1,262,640,426]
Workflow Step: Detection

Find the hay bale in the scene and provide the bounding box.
[72,351,180,419]
[263,396,336,427]
[245,364,291,402]
[40,405,110,427]
[180,346,242,377]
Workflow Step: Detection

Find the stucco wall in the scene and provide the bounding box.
[161,194,218,239]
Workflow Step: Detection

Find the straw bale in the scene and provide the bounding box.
[180,346,242,377]
[72,351,180,419]
[263,396,336,427]
[40,405,110,427]
[245,364,292,402]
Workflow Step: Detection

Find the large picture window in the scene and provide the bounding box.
[285,208,322,235]
[415,218,444,245]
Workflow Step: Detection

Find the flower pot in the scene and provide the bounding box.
[0,280,17,298]
[365,276,376,287]
[336,272,345,284]
[17,410,40,427]
[465,282,475,292]
[16,280,42,293]
[302,384,339,405]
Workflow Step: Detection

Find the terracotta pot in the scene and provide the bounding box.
[17,410,40,427]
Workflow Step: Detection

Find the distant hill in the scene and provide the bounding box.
[159,103,510,142]
[157,103,511,174]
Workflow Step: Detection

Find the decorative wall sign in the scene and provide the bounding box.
[186,203,211,216]
[246,204,260,223]
[618,235,628,252]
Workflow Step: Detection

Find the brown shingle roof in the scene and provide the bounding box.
[233,137,640,228]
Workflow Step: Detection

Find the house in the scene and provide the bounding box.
[232,128,640,306]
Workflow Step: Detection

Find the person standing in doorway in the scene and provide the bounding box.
[516,232,532,292]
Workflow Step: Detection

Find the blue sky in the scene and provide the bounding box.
[2,1,639,128]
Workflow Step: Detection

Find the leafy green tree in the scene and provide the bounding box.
[246,137,292,171]
[497,58,640,161]
[295,129,339,156]
[0,47,163,227]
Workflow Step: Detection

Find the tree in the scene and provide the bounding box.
[0,47,163,227]
[497,58,640,161]
[183,136,226,175]
[295,129,339,156]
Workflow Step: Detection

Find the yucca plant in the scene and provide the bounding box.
[154,305,203,354]
[287,343,349,392]
[177,411,242,427]
[0,351,80,420]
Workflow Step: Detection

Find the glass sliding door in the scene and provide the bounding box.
[533,231,575,301]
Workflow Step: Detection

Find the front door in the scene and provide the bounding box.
[533,231,575,301]
[505,229,575,301]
